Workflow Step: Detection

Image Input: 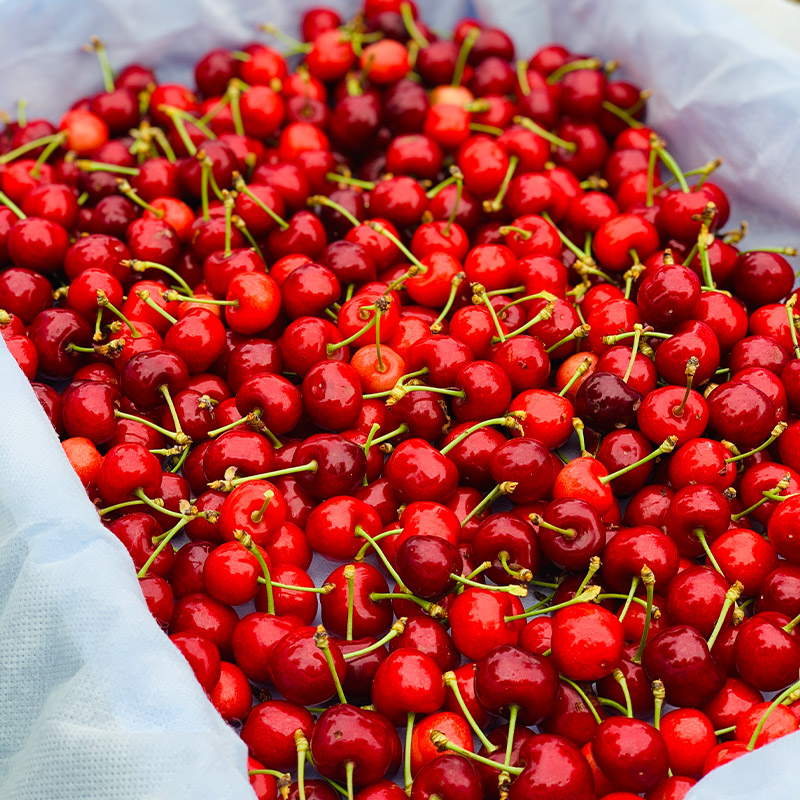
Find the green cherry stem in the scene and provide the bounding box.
[429,731,523,776]
[504,585,602,622]
[747,678,800,750]
[706,580,743,651]
[343,618,407,660]
[452,27,480,87]
[443,669,498,752]
[611,667,633,719]
[137,517,189,578]
[559,676,602,725]
[633,566,656,664]
[314,626,347,705]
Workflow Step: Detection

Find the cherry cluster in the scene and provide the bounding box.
[2,2,800,799]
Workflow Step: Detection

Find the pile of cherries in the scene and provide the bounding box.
[5,2,800,798]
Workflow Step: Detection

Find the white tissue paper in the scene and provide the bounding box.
[1,0,800,798]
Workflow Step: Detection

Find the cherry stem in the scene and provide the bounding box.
[84,36,115,92]
[260,23,312,53]
[354,526,405,588]
[471,282,507,342]
[747,678,800,750]
[484,156,518,213]
[257,579,333,595]
[96,291,140,337]
[160,107,197,156]
[354,528,402,562]
[504,585,602,622]
[343,618,407,660]
[199,156,211,220]
[496,300,557,344]
[249,489,274,524]
[294,731,308,800]
[374,305,385,373]
[223,191,234,256]
[367,423,408,450]
[404,712,415,791]
[714,725,736,736]
[559,677,602,725]
[368,221,427,271]
[451,570,527,596]
[530,514,576,539]
[786,294,800,359]
[633,566,656,664]
[503,704,519,774]
[327,309,381,354]
[0,190,25,219]
[601,100,643,129]
[207,410,260,439]
[617,576,640,623]
[234,530,274,614]
[112,409,181,441]
[314,626,347,705]
[646,142,658,207]
[16,99,27,128]
[461,482,518,527]
[326,172,375,191]
[344,761,355,800]
[214,461,318,490]
[440,414,523,455]
[137,517,189,578]
[469,122,503,136]
[547,57,602,84]
[136,290,177,324]
[123,259,193,297]
[133,488,188,520]
[0,132,66,166]
[692,528,725,575]
[623,325,644,384]
[248,769,288,779]
[442,671,496,752]
[431,272,466,332]
[426,174,459,200]
[430,732,522,775]
[307,194,360,228]
[162,291,237,308]
[726,422,787,464]
[783,609,800,634]
[600,436,677,485]
[652,680,666,730]
[443,176,463,236]
[498,550,533,583]
[654,144,690,193]
[30,132,68,178]
[160,385,183,438]
[706,580,743,650]
[577,557,601,595]
[342,564,356,641]
[512,115,577,151]
[369,592,442,618]
[516,60,531,95]
[400,2,429,47]
[597,696,628,715]
[558,358,592,397]
[612,669,633,718]
[452,27,480,87]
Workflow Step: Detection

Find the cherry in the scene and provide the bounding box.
[475,644,558,725]
[449,588,522,660]
[733,251,794,306]
[642,625,725,707]
[734,612,800,692]
[169,631,221,693]
[371,648,445,726]
[270,625,347,705]
[551,603,624,681]
[510,735,595,800]
[241,699,314,772]
[591,718,668,793]
[410,754,483,800]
